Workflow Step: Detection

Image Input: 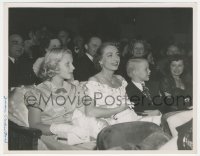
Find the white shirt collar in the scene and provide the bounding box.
[86,53,93,61]
[132,80,145,91]
[9,56,15,63]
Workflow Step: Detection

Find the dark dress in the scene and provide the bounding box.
[159,75,192,112]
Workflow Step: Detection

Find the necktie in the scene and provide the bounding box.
[141,83,153,105]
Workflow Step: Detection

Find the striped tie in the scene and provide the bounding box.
[141,83,153,105]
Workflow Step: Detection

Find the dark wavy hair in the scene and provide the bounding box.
[93,42,119,72]
[165,54,186,77]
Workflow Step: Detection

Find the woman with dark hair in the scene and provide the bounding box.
[157,43,184,77]
[159,55,192,112]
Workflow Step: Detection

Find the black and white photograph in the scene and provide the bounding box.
[3,1,197,154]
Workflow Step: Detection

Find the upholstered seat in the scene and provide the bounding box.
[97,121,171,150]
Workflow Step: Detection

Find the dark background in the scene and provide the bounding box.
[9,8,193,51]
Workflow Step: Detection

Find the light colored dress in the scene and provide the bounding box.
[24,80,84,125]
[84,75,161,125]
[24,80,107,144]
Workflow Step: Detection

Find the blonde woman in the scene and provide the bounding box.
[26,48,106,146]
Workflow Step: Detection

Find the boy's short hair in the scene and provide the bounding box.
[126,58,147,78]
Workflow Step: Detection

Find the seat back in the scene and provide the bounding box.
[97,121,171,150]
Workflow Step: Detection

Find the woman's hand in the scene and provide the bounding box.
[119,101,129,111]
[141,110,161,116]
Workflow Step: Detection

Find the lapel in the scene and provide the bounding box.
[130,81,145,97]
[130,81,153,105]
[84,54,94,65]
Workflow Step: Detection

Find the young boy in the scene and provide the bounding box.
[126,58,162,116]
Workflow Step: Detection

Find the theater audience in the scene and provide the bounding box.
[126,58,163,115]
[8,34,24,89]
[159,55,192,112]
[8,25,193,150]
[74,35,102,81]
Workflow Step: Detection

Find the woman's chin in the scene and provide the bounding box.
[64,75,73,80]
[172,73,182,77]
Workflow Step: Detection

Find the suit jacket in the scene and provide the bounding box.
[126,80,163,113]
[74,53,98,81]
[9,58,20,89]
[17,54,38,86]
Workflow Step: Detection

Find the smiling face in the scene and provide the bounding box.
[9,34,24,59]
[57,53,75,80]
[170,60,184,77]
[85,37,102,57]
[100,45,120,71]
[134,60,151,82]
[133,42,145,57]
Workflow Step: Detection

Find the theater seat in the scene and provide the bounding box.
[97,121,171,150]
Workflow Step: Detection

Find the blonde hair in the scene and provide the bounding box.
[126,58,147,78]
[38,48,72,80]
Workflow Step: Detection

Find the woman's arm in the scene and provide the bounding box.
[28,107,53,135]
[84,99,128,118]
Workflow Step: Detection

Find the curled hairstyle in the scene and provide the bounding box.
[93,42,119,71]
[127,39,151,58]
[38,48,72,80]
[165,54,186,76]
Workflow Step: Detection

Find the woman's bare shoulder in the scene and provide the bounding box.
[88,74,101,82]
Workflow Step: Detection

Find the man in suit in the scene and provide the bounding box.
[126,58,163,116]
[74,36,102,81]
[9,34,24,89]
